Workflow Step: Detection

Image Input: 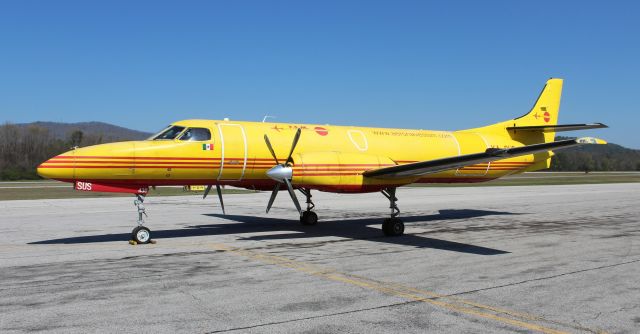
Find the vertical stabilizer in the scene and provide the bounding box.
[511,78,563,143]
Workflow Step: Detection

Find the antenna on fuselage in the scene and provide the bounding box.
[262,115,276,122]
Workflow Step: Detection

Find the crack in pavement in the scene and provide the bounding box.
[448,257,640,297]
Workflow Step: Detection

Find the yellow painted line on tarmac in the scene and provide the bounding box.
[211,243,608,334]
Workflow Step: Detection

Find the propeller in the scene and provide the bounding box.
[203,184,225,214]
[264,128,302,216]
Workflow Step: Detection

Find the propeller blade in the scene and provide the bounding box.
[266,183,280,213]
[285,128,302,165]
[203,185,212,199]
[216,184,225,215]
[263,134,279,165]
[283,178,302,216]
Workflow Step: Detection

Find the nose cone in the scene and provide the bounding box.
[266,165,293,182]
[38,142,137,181]
[37,150,75,181]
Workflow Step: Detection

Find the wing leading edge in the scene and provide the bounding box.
[363,137,607,179]
[506,123,607,133]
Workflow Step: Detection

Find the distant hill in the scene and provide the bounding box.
[551,136,640,171]
[14,121,152,142]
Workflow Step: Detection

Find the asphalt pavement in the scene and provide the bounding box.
[1,184,638,333]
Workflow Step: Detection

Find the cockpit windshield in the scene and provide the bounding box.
[150,126,186,140]
[179,128,211,141]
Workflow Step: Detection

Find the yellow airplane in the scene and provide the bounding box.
[38,78,607,244]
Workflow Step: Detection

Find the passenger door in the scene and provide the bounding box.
[217,123,247,181]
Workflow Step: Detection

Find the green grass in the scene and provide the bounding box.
[410,172,640,187]
[0,172,638,200]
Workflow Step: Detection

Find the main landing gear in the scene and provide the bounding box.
[131,194,152,244]
[299,188,318,225]
[381,187,404,236]
[293,187,404,236]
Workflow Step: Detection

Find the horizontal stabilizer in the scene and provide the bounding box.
[363,137,607,179]
[506,123,607,132]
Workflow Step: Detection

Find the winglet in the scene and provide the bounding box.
[577,137,607,145]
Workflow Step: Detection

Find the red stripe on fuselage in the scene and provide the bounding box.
[46,161,216,165]
[53,155,276,162]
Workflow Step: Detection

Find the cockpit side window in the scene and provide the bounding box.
[179,128,211,141]
[152,126,186,140]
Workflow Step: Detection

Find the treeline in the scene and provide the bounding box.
[0,123,109,180]
[550,137,640,172]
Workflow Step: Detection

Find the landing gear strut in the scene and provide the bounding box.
[131,194,151,244]
[381,187,404,236]
[299,188,318,225]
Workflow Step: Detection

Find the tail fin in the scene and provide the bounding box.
[510,78,563,143]
[464,78,564,144]
[459,78,606,172]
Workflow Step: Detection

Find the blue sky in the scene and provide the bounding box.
[1,1,638,147]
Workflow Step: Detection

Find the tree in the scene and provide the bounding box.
[69,130,84,147]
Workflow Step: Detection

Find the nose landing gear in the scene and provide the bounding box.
[130,194,152,244]
[381,188,404,236]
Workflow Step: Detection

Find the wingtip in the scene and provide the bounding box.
[577,137,607,145]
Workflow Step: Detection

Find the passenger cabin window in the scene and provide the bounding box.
[179,128,211,141]
[152,126,186,140]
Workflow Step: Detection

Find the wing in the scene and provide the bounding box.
[363,137,607,179]
[506,123,607,132]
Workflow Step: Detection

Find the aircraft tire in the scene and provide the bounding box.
[132,226,151,244]
[300,211,318,225]
[382,218,404,236]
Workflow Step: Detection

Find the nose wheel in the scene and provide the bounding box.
[132,226,151,244]
[381,188,404,236]
[130,194,153,244]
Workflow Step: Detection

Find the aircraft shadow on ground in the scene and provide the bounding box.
[29,209,515,255]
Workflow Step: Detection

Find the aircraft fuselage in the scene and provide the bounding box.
[37,119,544,193]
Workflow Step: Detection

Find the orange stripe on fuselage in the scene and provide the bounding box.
[39,165,215,169]
[40,157,533,174]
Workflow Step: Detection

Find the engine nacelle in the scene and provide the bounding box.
[292,152,416,193]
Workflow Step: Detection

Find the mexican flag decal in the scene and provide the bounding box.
[202,143,214,150]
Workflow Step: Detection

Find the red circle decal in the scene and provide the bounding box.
[314,127,328,136]
[543,111,550,123]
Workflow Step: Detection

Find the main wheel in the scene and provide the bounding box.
[382,217,404,236]
[300,211,318,225]
[132,226,151,244]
